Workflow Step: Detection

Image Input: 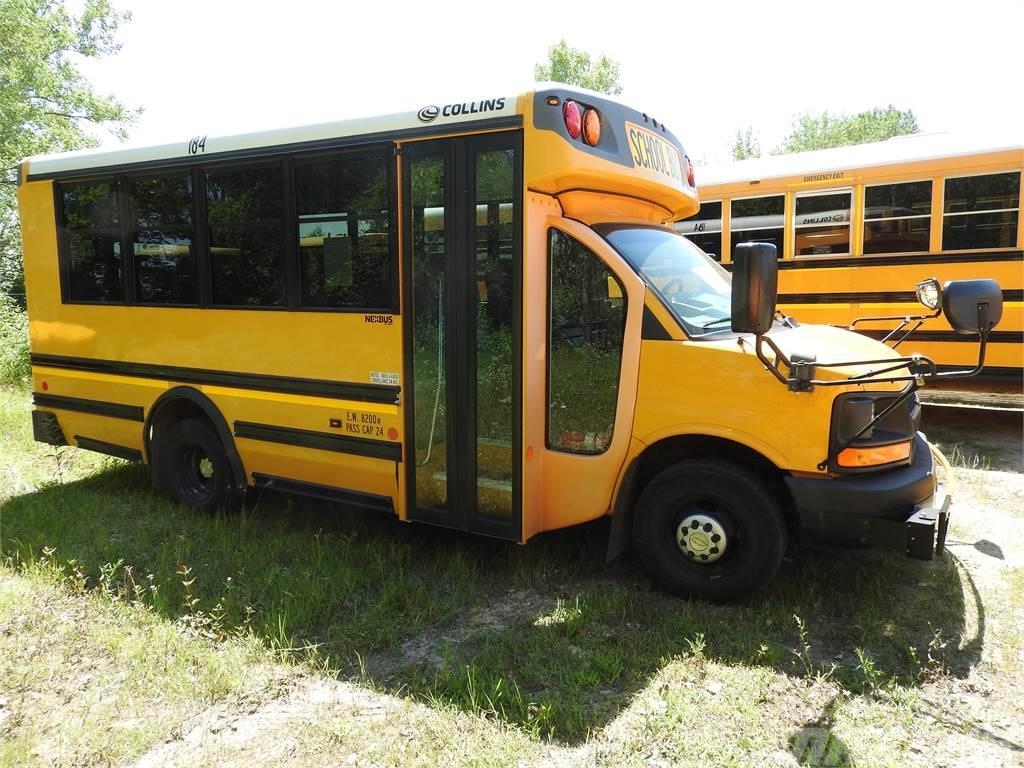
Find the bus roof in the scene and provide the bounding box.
[23,92,523,180]
[697,132,1024,188]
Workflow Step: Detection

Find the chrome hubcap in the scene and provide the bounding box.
[677,513,727,563]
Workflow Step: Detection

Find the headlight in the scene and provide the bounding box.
[916,278,941,310]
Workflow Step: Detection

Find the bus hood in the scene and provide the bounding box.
[760,323,909,384]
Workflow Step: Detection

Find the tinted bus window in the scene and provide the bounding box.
[206,165,285,306]
[296,152,391,309]
[731,195,785,256]
[795,189,851,256]
[863,180,932,255]
[60,180,123,302]
[127,173,197,304]
[677,200,722,261]
[942,172,1020,250]
[548,229,625,455]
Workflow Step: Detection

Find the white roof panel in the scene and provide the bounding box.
[696,132,1024,187]
[25,94,519,179]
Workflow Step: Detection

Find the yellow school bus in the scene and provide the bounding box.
[17,86,1003,600]
[678,135,1022,381]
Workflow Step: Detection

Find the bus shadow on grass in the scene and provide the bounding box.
[0,461,983,745]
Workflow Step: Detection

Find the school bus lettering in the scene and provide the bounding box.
[20,86,997,602]
[626,122,683,185]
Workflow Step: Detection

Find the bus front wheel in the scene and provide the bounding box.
[633,459,786,601]
[155,418,236,513]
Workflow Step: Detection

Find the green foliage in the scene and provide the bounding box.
[730,126,761,160]
[776,105,919,154]
[0,293,30,383]
[534,39,622,95]
[0,0,138,296]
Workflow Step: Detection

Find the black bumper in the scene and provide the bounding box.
[784,434,949,558]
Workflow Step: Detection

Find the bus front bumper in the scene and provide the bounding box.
[784,435,951,559]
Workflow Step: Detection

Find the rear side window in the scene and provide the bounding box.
[731,195,785,257]
[295,152,391,309]
[677,201,722,261]
[942,172,1020,250]
[127,173,197,304]
[206,164,285,306]
[547,229,626,454]
[60,181,123,302]
[863,180,932,254]
[794,189,852,256]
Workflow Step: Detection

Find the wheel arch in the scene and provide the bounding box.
[144,386,247,491]
[606,433,797,561]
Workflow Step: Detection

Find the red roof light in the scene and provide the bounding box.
[563,100,582,140]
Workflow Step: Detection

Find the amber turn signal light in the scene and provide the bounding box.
[837,441,912,468]
[582,108,601,146]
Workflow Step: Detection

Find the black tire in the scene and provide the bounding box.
[155,418,236,513]
[633,459,786,602]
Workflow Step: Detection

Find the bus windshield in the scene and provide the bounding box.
[597,224,732,337]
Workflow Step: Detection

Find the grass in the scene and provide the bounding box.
[1,383,1023,765]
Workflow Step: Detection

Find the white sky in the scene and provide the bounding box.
[77,0,1024,166]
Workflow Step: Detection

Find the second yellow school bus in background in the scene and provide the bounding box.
[18,86,1002,601]
[678,135,1022,381]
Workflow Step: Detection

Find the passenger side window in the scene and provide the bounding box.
[942,172,1020,251]
[677,200,722,261]
[127,173,197,304]
[547,229,626,454]
[60,180,123,302]
[295,151,392,308]
[863,180,932,255]
[794,189,851,256]
[730,195,785,257]
[206,164,285,306]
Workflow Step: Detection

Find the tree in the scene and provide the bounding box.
[730,126,761,160]
[0,0,138,299]
[775,106,918,155]
[534,39,622,95]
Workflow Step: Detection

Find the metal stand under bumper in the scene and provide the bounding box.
[867,489,951,560]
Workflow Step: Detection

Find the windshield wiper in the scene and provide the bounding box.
[700,317,733,330]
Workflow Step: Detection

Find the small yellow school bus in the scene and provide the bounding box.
[678,135,1023,382]
[17,86,1002,600]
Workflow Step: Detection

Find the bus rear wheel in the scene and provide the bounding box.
[155,418,236,513]
[633,459,786,602]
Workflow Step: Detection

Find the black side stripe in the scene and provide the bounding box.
[722,250,1023,271]
[33,392,144,421]
[74,436,143,461]
[30,353,399,404]
[855,330,1024,344]
[234,420,402,462]
[781,289,1024,305]
[251,473,394,514]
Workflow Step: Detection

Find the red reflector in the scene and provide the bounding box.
[582,109,601,146]
[563,100,582,140]
[685,156,695,187]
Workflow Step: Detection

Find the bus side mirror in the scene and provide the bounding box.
[942,279,1003,335]
[731,242,778,334]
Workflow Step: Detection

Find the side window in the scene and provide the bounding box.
[295,151,391,308]
[206,164,285,306]
[127,172,197,304]
[547,229,626,455]
[942,172,1020,251]
[676,200,722,261]
[864,180,932,255]
[731,195,785,257]
[794,189,852,256]
[59,180,123,301]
